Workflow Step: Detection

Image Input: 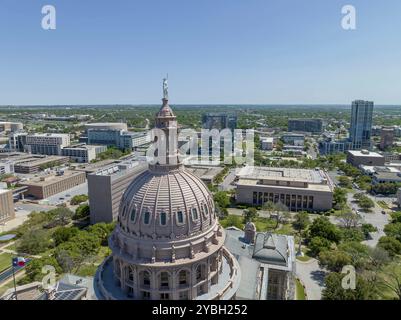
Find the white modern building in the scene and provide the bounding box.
[26,133,71,156]
[260,137,274,151]
[62,144,107,163]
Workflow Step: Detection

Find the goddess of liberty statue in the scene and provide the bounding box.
[163,77,168,100]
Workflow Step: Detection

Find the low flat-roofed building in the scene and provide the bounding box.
[0,189,15,223]
[346,150,385,167]
[224,227,295,300]
[281,133,305,146]
[20,170,86,199]
[185,165,224,184]
[13,155,69,174]
[85,122,128,132]
[397,188,401,208]
[88,160,147,224]
[260,137,274,151]
[62,144,107,163]
[372,171,401,184]
[235,166,334,212]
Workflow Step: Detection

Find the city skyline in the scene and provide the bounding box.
[1,0,401,105]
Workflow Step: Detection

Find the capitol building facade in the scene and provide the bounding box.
[95,80,241,300]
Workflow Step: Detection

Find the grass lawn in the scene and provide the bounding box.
[296,278,306,300]
[75,264,98,277]
[276,223,296,236]
[253,217,276,232]
[296,255,312,262]
[0,252,13,273]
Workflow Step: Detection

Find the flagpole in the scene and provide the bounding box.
[12,262,18,300]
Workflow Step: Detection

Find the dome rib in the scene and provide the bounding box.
[137,172,154,236]
[153,174,164,237]
[178,171,204,233]
[171,171,191,236]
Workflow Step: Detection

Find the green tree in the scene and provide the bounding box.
[17,229,51,255]
[73,204,90,220]
[358,197,375,211]
[378,236,401,256]
[243,207,258,223]
[322,272,376,300]
[333,188,347,209]
[309,217,342,243]
[377,260,401,300]
[53,226,79,246]
[70,194,89,205]
[309,237,332,256]
[23,257,62,283]
[383,223,401,242]
[338,176,352,189]
[293,211,310,254]
[214,191,230,209]
[318,250,352,272]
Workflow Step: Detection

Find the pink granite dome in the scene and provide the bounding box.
[118,166,216,240]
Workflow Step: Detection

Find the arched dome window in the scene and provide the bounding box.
[143,210,150,225]
[130,207,136,222]
[176,211,184,225]
[191,208,199,221]
[160,212,167,226]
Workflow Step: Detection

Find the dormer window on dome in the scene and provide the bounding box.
[143,210,151,225]
[160,211,167,226]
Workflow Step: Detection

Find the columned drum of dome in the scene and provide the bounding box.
[95,79,241,300]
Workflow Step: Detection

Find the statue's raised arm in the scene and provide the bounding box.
[163,78,169,100]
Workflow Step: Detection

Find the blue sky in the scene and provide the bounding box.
[1,0,401,105]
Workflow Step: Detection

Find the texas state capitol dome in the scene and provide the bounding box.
[96,80,240,300]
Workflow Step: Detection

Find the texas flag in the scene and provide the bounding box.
[12,257,26,267]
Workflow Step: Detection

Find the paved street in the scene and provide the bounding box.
[296,258,326,300]
[346,192,390,247]
[218,169,236,191]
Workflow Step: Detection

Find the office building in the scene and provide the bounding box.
[85,122,128,132]
[87,129,150,151]
[0,161,14,175]
[260,137,274,151]
[0,122,23,133]
[319,139,352,155]
[20,170,86,199]
[13,155,70,174]
[202,113,237,131]
[346,150,385,167]
[380,127,395,151]
[349,100,374,149]
[288,119,323,134]
[62,144,107,163]
[281,133,305,146]
[8,132,28,152]
[235,166,334,212]
[26,133,71,155]
[0,189,15,223]
[88,161,147,224]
